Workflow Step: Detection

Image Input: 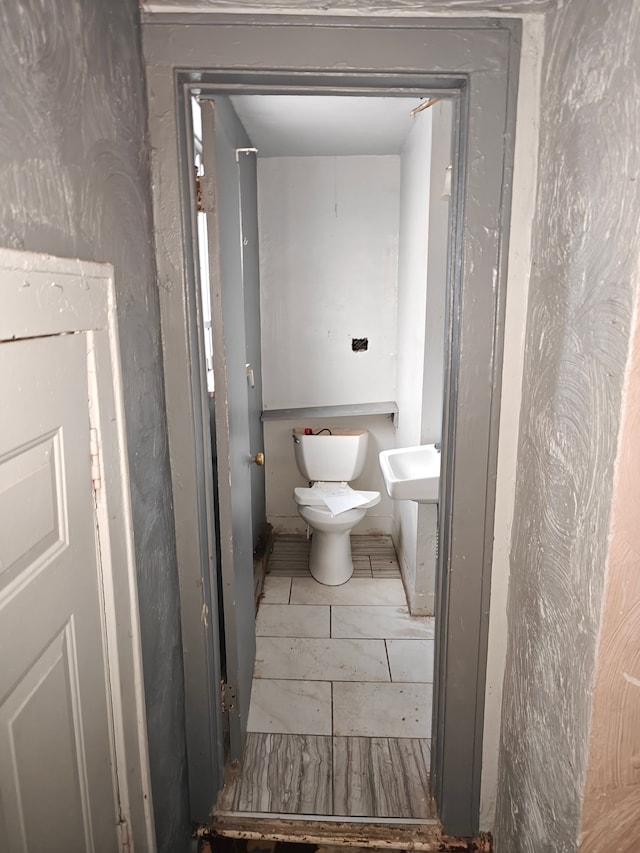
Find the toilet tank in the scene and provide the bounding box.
[293,428,369,482]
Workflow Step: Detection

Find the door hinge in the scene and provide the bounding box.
[221,680,237,713]
[117,818,131,852]
[195,168,203,212]
[195,168,215,214]
[89,427,101,492]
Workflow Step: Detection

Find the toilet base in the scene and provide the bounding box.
[309,529,353,586]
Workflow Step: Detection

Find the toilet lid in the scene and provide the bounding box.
[293,482,381,510]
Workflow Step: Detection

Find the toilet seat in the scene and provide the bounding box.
[293,482,381,510]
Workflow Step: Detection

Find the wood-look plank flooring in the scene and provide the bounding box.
[219,535,435,821]
[333,736,432,818]
[221,732,433,818]
[234,733,333,815]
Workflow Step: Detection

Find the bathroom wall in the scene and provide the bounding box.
[258,155,400,409]
[393,101,452,614]
[0,1,190,850]
[420,100,451,443]
[494,2,640,850]
[395,110,432,455]
[258,154,400,532]
[393,108,432,607]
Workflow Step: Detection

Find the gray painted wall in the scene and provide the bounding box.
[495,2,640,850]
[0,2,190,850]
[143,0,553,13]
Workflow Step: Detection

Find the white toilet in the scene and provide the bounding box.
[292,427,381,585]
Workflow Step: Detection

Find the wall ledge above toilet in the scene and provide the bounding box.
[261,400,399,428]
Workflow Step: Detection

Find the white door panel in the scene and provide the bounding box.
[0,335,119,852]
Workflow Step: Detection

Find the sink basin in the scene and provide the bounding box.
[379,444,441,503]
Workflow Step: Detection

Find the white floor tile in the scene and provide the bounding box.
[254,637,390,682]
[256,604,330,638]
[247,679,332,735]
[333,682,432,738]
[290,577,406,606]
[331,606,434,640]
[261,576,291,604]
[386,640,434,682]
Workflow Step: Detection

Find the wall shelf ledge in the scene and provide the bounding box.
[261,401,399,428]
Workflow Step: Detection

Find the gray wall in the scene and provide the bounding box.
[0,2,190,850]
[495,2,640,850]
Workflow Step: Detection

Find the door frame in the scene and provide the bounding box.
[143,15,520,836]
[0,248,156,850]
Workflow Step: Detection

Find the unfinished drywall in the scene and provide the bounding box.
[259,155,400,409]
[0,2,190,851]
[495,2,640,851]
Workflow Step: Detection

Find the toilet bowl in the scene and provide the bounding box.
[292,428,381,585]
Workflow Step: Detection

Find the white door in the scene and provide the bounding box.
[0,250,154,852]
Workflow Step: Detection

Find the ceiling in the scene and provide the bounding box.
[228,95,431,157]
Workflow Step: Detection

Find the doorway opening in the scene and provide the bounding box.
[146,15,519,837]
[190,90,454,824]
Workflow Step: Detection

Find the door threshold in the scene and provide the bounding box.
[206,812,491,851]
[216,810,438,825]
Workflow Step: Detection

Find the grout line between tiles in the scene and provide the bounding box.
[330,680,334,737]
[384,638,393,682]
[330,728,336,813]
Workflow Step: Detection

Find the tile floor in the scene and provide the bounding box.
[220,535,436,820]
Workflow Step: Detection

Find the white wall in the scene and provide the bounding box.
[396,110,432,450]
[258,155,400,409]
[393,109,432,608]
[258,155,401,533]
[392,102,451,615]
[420,100,451,444]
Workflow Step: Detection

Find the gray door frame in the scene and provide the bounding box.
[143,15,520,836]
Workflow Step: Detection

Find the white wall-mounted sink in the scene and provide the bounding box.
[379,444,441,503]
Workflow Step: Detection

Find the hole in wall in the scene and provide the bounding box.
[351,337,368,352]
